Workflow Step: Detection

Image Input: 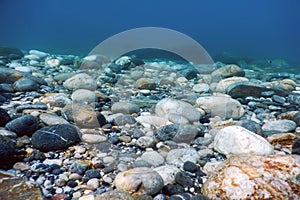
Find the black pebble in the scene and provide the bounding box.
[0,108,11,126]
[162,184,185,196]
[84,169,101,180]
[67,180,78,188]
[183,161,198,173]
[175,171,194,187]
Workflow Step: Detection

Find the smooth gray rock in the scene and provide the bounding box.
[111,102,140,114]
[262,120,297,136]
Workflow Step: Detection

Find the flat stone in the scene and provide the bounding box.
[16,104,48,113]
[31,124,80,152]
[262,120,297,136]
[196,95,244,120]
[39,113,69,125]
[202,154,300,199]
[63,73,97,91]
[5,114,39,137]
[141,151,165,167]
[213,126,274,156]
[155,98,201,123]
[215,77,249,93]
[211,64,245,80]
[166,147,200,168]
[81,134,107,144]
[154,164,181,185]
[192,83,210,93]
[115,167,164,196]
[226,81,289,98]
[111,102,140,114]
[0,171,43,200]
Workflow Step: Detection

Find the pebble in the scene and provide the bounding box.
[166,147,200,167]
[114,167,164,196]
[192,83,210,93]
[13,77,41,92]
[213,126,274,156]
[262,119,297,136]
[86,178,99,189]
[154,164,181,185]
[84,169,101,180]
[31,124,80,151]
[183,161,198,173]
[114,114,136,126]
[0,108,11,127]
[155,98,201,123]
[215,76,249,93]
[39,113,69,125]
[5,114,39,137]
[111,102,140,114]
[29,49,48,59]
[71,89,97,105]
[211,64,245,80]
[136,78,157,89]
[156,124,199,143]
[81,134,107,144]
[136,136,155,148]
[13,162,30,171]
[141,151,165,167]
[63,73,97,91]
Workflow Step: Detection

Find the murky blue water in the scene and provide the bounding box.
[1,0,299,67]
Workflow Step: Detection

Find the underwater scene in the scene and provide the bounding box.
[1,0,300,199]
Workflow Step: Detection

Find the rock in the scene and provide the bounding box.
[155,98,201,123]
[41,93,71,107]
[15,66,32,73]
[31,124,80,151]
[213,126,274,156]
[141,151,165,167]
[192,83,210,93]
[84,169,101,180]
[226,81,289,98]
[202,154,300,199]
[136,78,157,89]
[13,77,40,92]
[292,138,300,155]
[0,108,11,127]
[45,58,60,67]
[16,104,48,113]
[69,160,89,175]
[86,178,99,189]
[0,135,24,169]
[29,49,48,59]
[0,128,17,138]
[183,161,199,173]
[162,184,185,196]
[114,167,164,196]
[211,64,245,80]
[81,134,107,144]
[13,162,30,171]
[235,120,263,135]
[114,114,136,126]
[0,171,43,200]
[62,104,106,129]
[39,113,69,125]
[136,115,167,128]
[166,147,200,167]
[293,112,300,126]
[30,163,51,173]
[262,120,297,136]
[268,132,298,149]
[175,171,194,187]
[0,67,23,83]
[0,46,24,58]
[136,136,155,149]
[154,165,181,185]
[0,83,14,93]
[215,77,249,93]
[5,115,39,137]
[71,89,97,105]
[156,124,199,143]
[63,73,97,91]
[95,189,134,200]
[196,96,244,120]
[111,102,140,114]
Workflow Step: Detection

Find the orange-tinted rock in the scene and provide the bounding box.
[202,154,300,199]
[0,171,43,200]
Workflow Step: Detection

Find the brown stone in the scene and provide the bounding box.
[0,171,43,200]
[202,154,300,199]
[267,132,298,149]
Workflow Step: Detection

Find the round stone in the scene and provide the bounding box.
[115,167,164,196]
[31,124,80,151]
[63,73,96,91]
[13,78,40,92]
[141,151,165,167]
[262,120,297,136]
[111,102,140,114]
[5,115,39,137]
[0,108,11,127]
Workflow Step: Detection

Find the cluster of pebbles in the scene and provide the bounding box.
[1,46,300,200]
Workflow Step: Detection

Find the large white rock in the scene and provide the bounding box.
[155,98,201,124]
[196,95,244,119]
[213,126,274,156]
[215,77,249,93]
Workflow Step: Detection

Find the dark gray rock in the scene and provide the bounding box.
[272,95,286,104]
[84,169,101,180]
[162,184,185,196]
[114,114,136,126]
[31,124,80,151]
[292,139,300,155]
[13,78,40,92]
[156,124,198,143]
[16,103,48,113]
[0,83,14,93]
[226,82,289,98]
[175,171,194,187]
[0,46,24,58]
[235,120,262,135]
[69,161,89,175]
[0,108,11,127]
[0,135,25,169]
[5,115,39,137]
[183,161,198,173]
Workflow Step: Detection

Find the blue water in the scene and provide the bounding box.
[1,0,299,66]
